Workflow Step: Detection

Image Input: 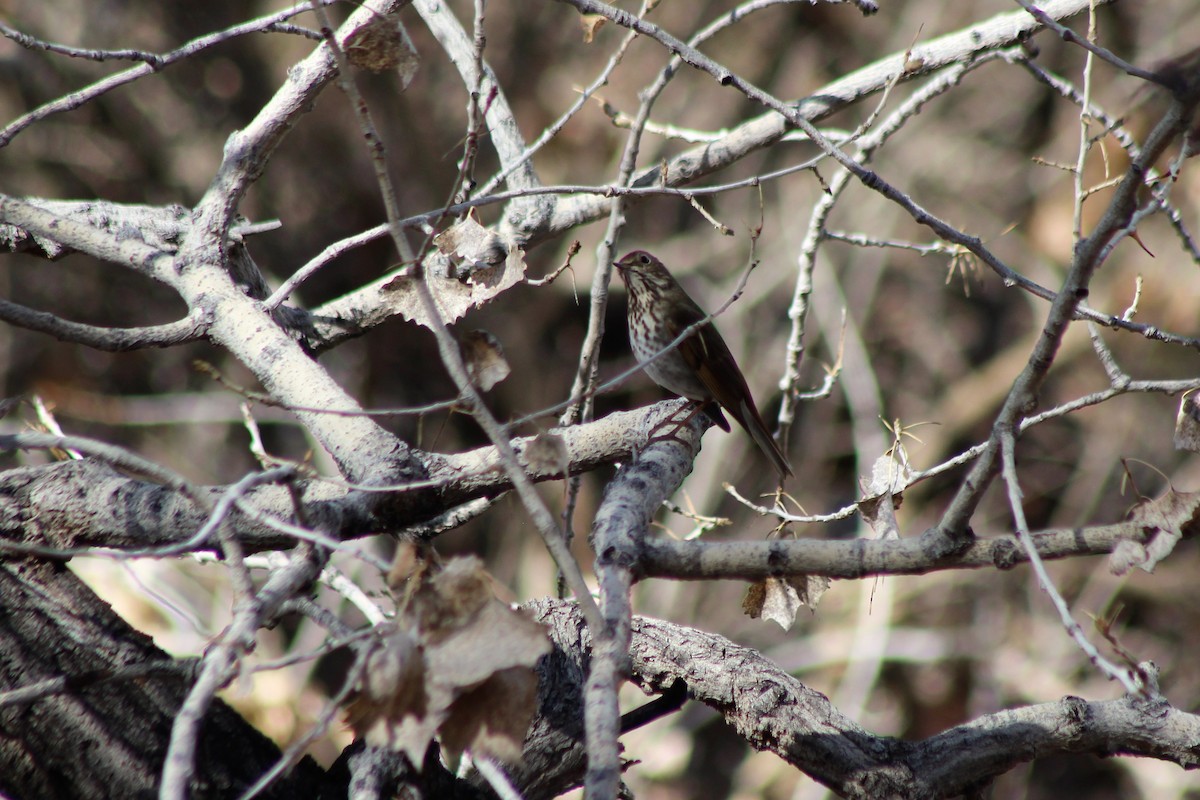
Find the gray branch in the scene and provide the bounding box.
[533,599,1200,799]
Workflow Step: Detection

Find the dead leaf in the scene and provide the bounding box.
[579,14,606,42]
[524,432,569,476]
[1174,391,1200,452]
[409,557,495,641]
[858,452,907,540]
[742,575,826,630]
[345,10,420,87]
[1109,538,1148,576]
[1110,488,1200,574]
[789,574,830,609]
[347,556,551,767]
[859,492,901,540]
[422,595,551,687]
[439,666,540,766]
[383,231,527,329]
[460,330,511,392]
[387,541,437,592]
[432,210,506,271]
[741,580,766,618]
[346,625,431,762]
[758,578,802,630]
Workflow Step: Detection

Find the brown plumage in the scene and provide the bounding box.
[614,250,792,478]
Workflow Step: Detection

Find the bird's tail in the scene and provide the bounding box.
[737,398,792,478]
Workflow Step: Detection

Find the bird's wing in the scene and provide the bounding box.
[672,301,792,477]
[662,300,736,433]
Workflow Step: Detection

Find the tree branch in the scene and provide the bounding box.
[0,299,206,351]
[533,599,1200,799]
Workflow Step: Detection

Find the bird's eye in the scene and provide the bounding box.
[638,254,650,265]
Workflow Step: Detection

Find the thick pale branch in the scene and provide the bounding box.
[191,0,413,240]
[533,599,1200,800]
[539,0,1115,240]
[412,0,539,195]
[0,403,698,554]
[0,459,372,554]
[118,5,423,487]
[584,405,704,798]
[0,196,179,280]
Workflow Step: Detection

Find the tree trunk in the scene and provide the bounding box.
[0,559,324,799]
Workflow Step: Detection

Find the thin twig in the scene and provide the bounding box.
[997,430,1145,695]
[0,2,333,146]
[309,0,603,632]
[1011,0,1171,88]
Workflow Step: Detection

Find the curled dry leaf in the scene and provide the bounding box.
[792,574,831,610]
[1109,488,1200,575]
[744,578,799,630]
[1174,391,1200,452]
[579,14,606,43]
[346,556,551,767]
[345,9,420,87]
[438,666,541,766]
[862,451,912,498]
[742,575,828,631]
[858,452,907,541]
[460,329,511,392]
[859,492,901,541]
[523,431,570,477]
[345,626,429,760]
[387,540,434,590]
[382,217,527,329]
[408,556,495,643]
[432,210,507,271]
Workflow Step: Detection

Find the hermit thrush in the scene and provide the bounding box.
[614,250,792,478]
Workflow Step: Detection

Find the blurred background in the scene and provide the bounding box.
[3,1,1200,797]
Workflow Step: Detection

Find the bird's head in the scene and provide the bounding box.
[614,250,674,291]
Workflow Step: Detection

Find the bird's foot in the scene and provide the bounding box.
[646,400,707,446]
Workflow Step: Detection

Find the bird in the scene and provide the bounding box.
[613,249,792,478]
